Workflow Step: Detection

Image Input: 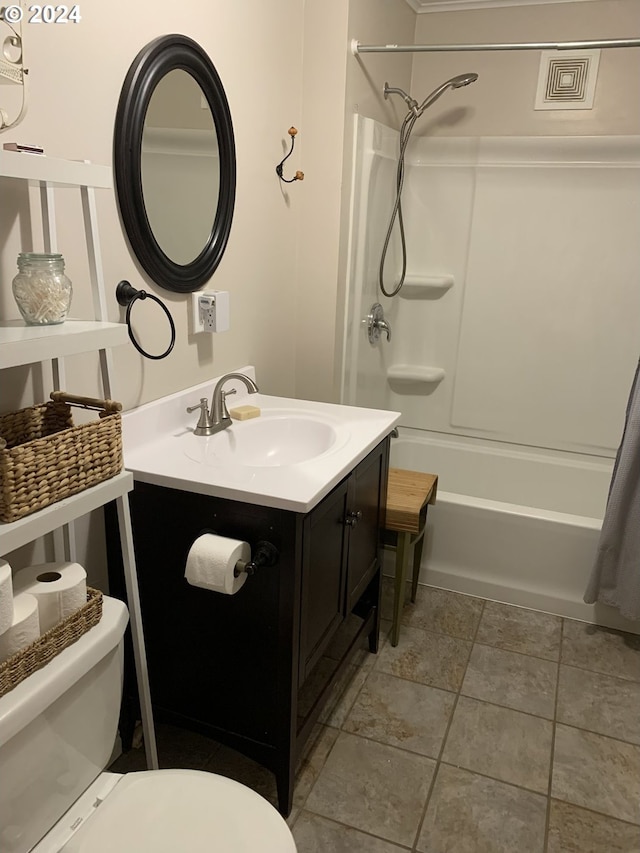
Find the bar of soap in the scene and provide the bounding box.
[229,405,261,421]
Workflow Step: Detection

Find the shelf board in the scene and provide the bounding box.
[0,151,111,188]
[0,320,128,369]
[387,365,446,384]
[0,471,133,555]
[400,275,454,298]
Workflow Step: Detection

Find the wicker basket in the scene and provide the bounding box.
[0,587,103,698]
[0,392,123,523]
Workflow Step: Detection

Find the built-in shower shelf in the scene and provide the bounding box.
[400,275,454,298]
[387,365,445,384]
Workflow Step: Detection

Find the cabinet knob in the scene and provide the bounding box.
[345,510,362,527]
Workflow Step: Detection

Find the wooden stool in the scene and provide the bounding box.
[384,468,438,647]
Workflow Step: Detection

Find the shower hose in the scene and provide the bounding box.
[378,110,421,298]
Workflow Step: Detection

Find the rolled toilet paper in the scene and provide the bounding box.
[0,559,14,635]
[13,562,87,634]
[185,534,250,595]
[0,593,40,662]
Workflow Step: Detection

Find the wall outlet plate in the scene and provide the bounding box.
[191,292,207,333]
[191,291,229,333]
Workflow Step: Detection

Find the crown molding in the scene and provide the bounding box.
[405,0,599,12]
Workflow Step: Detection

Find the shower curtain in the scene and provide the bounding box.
[585,358,640,621]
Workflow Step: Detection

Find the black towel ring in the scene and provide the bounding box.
[276,127,304,184]
[116,280,176,360]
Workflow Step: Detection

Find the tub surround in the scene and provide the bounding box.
[344,116,640,633]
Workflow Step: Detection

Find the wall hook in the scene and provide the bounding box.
[276,127,304,184]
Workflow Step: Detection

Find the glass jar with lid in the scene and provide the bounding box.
[12,253,73,325]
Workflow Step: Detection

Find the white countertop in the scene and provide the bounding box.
[122,368,400,513]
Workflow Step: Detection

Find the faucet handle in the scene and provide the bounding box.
[186,397,209,415]
[367,303,392,344]
[220,388,236,419]
[186,397,214,435]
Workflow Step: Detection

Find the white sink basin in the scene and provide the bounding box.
[183,411,341,468]
[122,366,400,512]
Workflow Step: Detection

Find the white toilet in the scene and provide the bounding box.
[0,596,297,852]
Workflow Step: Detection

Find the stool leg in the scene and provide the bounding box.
[411,529,425,604]
[391,532,410,647]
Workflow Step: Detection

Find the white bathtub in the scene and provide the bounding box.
[388,429,637,633]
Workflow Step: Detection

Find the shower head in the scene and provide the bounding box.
[414,72,478,116]
[383,74,478,120]
[451,73,479,88]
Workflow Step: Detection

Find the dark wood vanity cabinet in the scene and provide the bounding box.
[298,444,388,684]
[299,479,349,683]
[107,437,389,816]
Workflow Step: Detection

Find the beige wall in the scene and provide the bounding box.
[293,0,349,403]
[294,0,416,403]
[9,2,633,414]
[347,0,417,128]
[1,0,305,418]
[1,0,418,413]
[333,0,417,397]
[0,0,306,580]
[411,0,640,136]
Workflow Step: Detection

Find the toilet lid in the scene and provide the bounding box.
[61,770,297,853]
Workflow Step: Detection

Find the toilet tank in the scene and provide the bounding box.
[0,596,128,853]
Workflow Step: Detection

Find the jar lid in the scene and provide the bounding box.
[18,252,64,260]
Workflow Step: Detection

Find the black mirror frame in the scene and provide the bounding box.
[114,34,236,293]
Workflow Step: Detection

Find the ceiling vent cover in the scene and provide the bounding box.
[535,49,600,110]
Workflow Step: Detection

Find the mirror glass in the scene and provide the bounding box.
[141,70,220,266]
[114,35,235,293]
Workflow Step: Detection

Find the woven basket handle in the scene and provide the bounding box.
[49,391,122,414]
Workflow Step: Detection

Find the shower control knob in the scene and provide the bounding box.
[366,303,392,344]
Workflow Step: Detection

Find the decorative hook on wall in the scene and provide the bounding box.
[275,127,304,184]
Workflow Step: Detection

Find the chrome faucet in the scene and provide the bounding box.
[186,372,259,436]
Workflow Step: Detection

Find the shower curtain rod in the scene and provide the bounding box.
[351,37,640,54]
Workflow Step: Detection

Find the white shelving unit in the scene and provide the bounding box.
[0,150,111,187]
[0,319,128,369]
[0,472,134,555]
[0,153,158,769]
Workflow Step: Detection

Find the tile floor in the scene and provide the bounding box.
[111,580,640,852]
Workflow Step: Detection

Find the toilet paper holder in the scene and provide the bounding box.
[233,541,279,577]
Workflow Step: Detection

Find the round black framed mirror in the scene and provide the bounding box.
[114,34,236,293]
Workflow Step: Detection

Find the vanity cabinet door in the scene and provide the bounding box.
[345,441,388,611]
[299,479,349,683]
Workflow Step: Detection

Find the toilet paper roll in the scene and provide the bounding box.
[13,562,87,634]
[185,534,250,595]
[0,593,40,662]
[0,559,14,635]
